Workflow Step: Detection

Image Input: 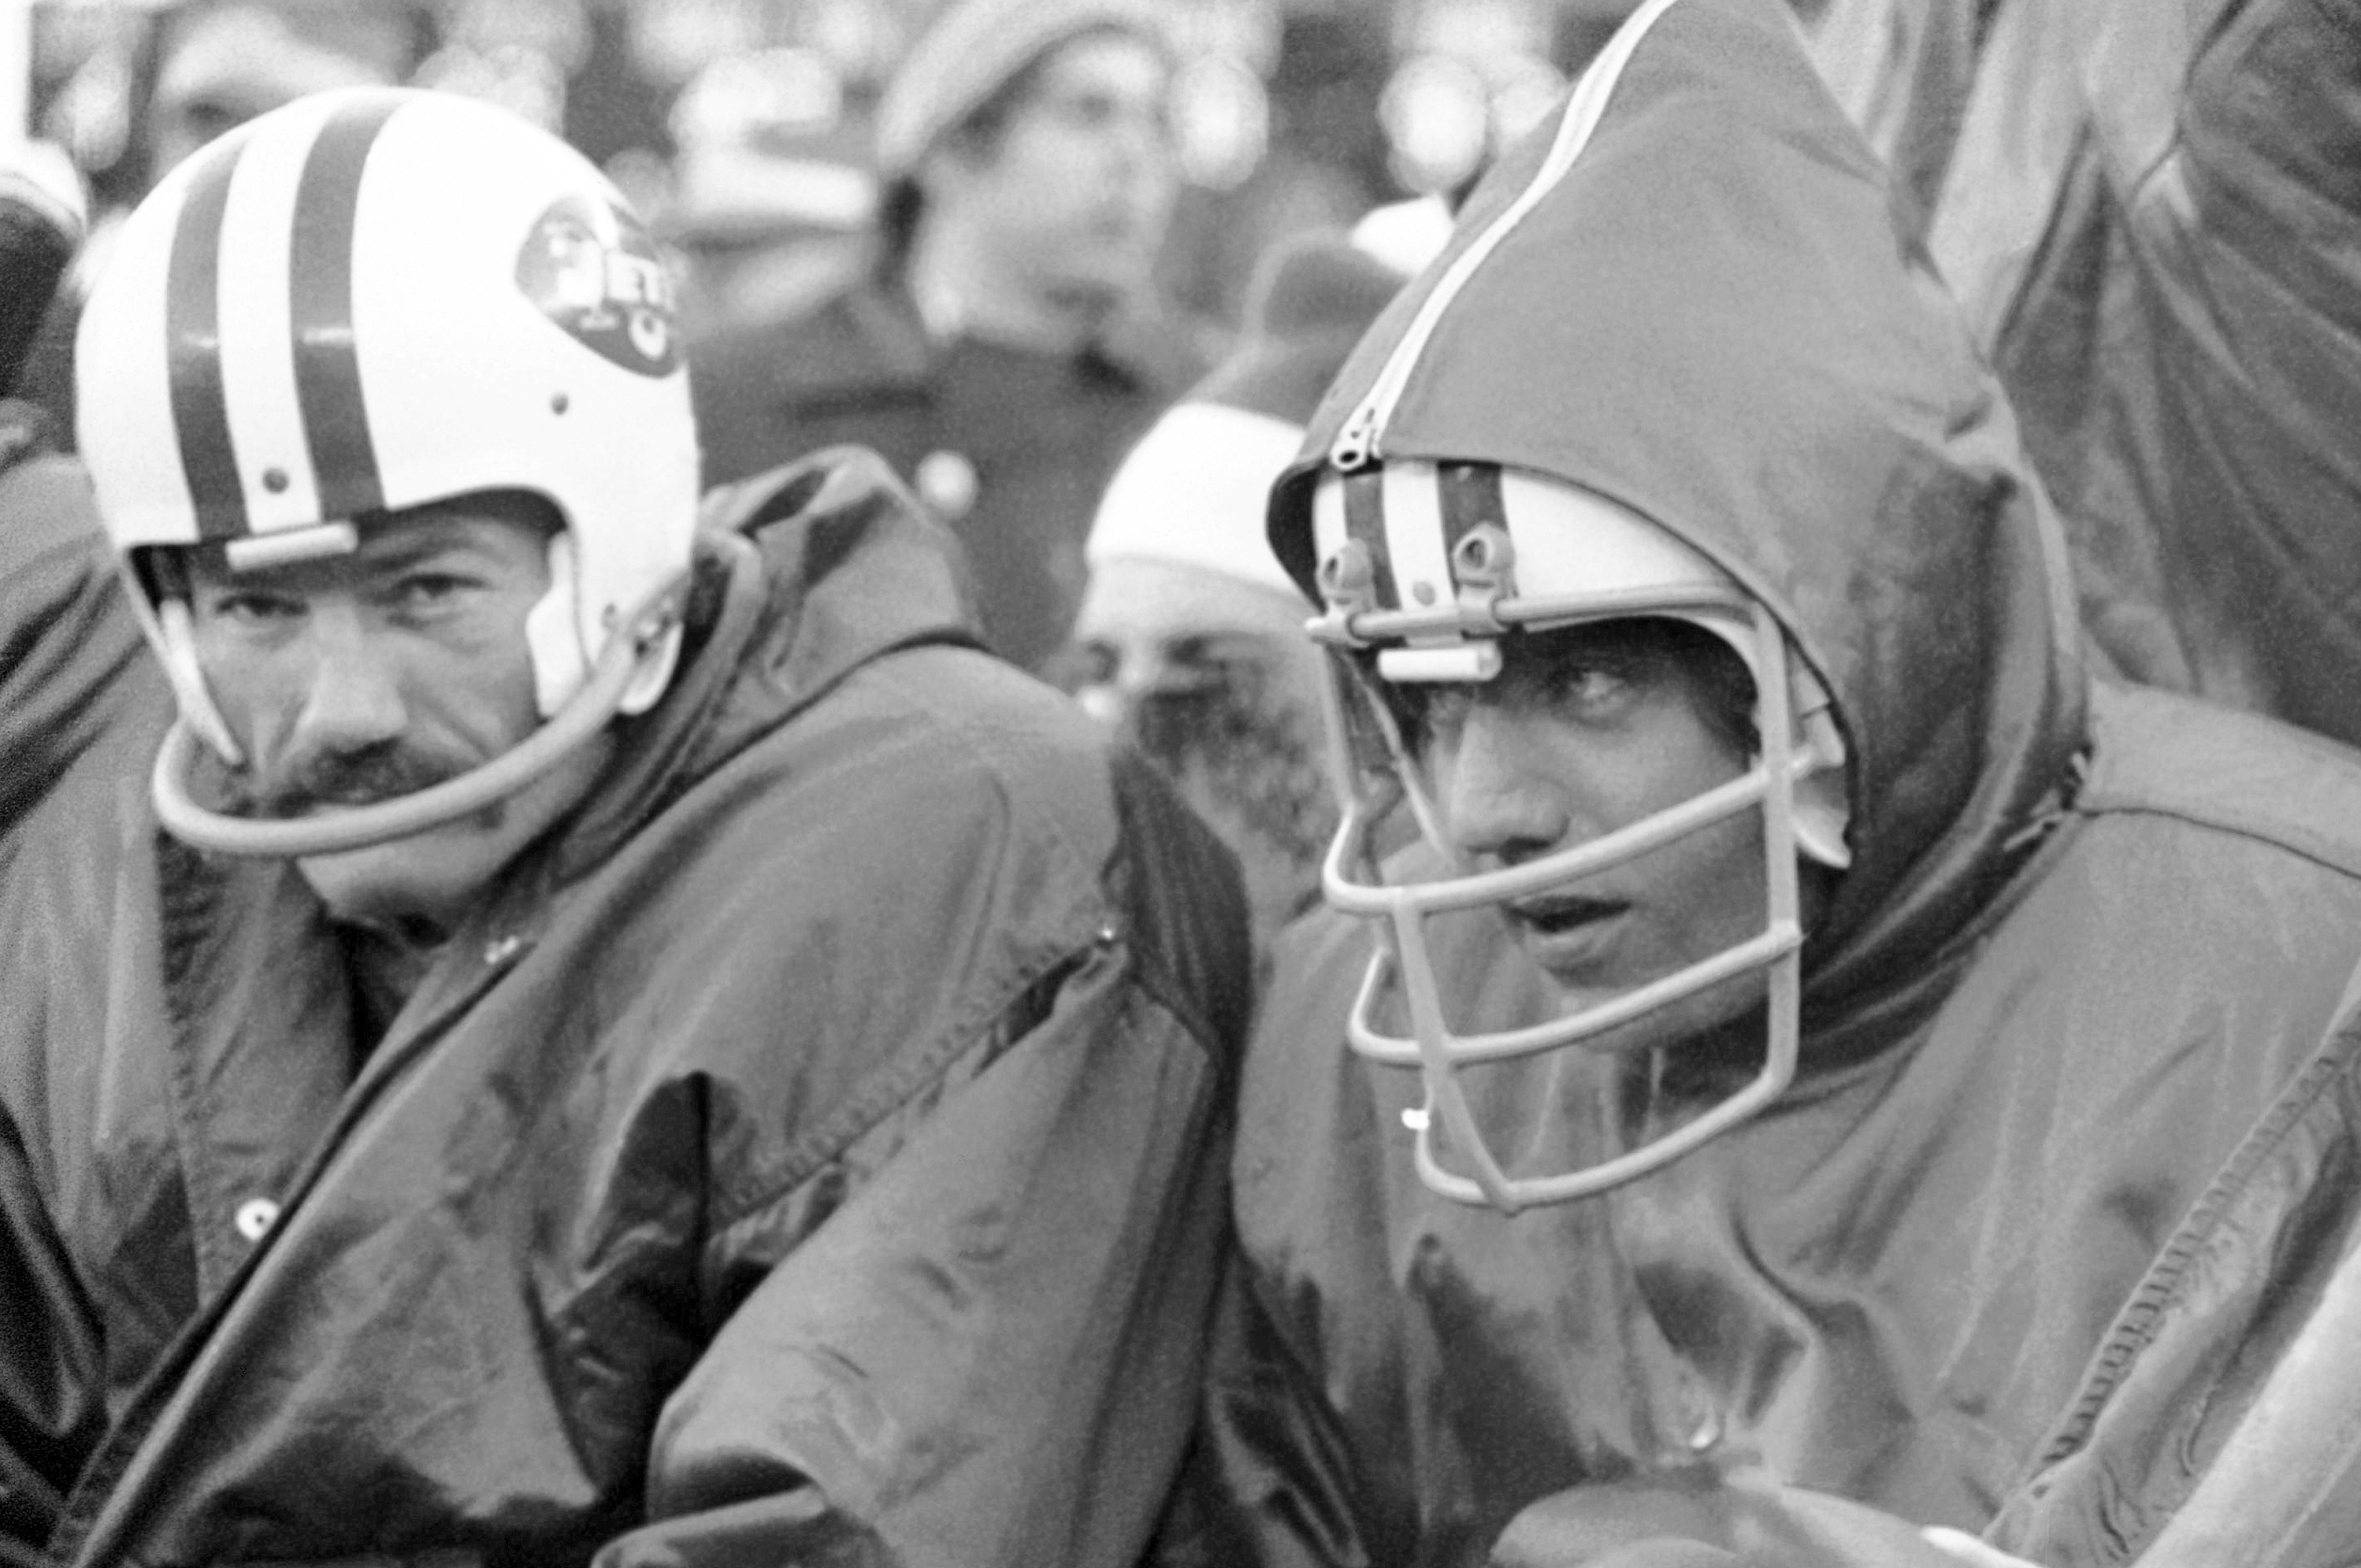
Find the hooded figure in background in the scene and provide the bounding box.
[1803,0,2361,747]
[1069,232,1409,965]
[1161,0,2361,1562]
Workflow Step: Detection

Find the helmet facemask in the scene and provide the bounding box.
[1306,462,1850,1210]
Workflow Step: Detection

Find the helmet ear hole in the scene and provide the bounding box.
[525,531,588,719]
[1450,523,1513,585]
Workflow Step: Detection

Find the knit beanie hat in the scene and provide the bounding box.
[155,2,411,123]
[1087,232,1408,597]
[875,0,1171,180]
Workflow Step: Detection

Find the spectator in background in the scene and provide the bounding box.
[0,140,84,417]
[143,0,417,176]
[1070,232,1405,962]
[0,135,132,854]
[10,0,417,443]
[663,48,881,350]
[692,0,1211,675]
[1160,11,1396,328]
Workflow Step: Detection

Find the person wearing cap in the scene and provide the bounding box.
[690,0,1211,676]
[1068,232,1409,960]
[8,0,422,444]
[1157,0,2361,1562]
[0,87,1248,1566]
[146,0,420,180]
[0,137,142,851]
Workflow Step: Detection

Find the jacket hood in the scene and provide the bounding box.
[553,446,982,876]
[1268,0,2088,1041]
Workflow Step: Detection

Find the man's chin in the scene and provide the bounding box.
[289,735,614,939]
[295,816,518,936]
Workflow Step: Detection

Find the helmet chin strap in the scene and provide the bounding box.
[149,571,689,859]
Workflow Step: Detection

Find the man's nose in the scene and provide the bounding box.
[285,604,408,757]
[1436,702,1572,866]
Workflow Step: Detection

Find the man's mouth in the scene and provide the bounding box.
[1504,893,1628,970]
[251,754,470,820]
[1507,893,1624,934]
[262,785,418,819]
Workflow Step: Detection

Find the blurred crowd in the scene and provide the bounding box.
[9,0,1599,424]
[6,0,1615,677]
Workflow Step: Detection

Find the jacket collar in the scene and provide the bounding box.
[145,450,986,1266]
[548,446,985,881]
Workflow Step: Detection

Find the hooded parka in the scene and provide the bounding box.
[1161,0,2361,1562]
[0,447,1252,1566]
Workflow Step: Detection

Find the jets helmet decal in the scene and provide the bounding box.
[516,191,680,379]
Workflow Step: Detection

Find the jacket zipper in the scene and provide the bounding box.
[1328,0,1690,473]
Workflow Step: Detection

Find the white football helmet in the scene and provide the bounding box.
[1307,459,1851,1210]
[76,87,699,858]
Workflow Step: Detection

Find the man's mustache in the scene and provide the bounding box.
[244,743,471,819]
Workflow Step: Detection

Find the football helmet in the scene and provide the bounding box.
[76,87,699,858]
[1307,459,1851,1210]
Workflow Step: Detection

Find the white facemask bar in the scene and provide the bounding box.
[147,567,690,858]
[1323,599,1818,1211]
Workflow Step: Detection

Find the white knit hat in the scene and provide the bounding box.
[874,0,1171,179]
[1087,233,1409,596]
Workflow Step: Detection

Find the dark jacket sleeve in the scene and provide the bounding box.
[1150,1258,1387,1568]
[0,434,119,1562]
[0,443,143,836]
[592,753,1251,1568]
[0,1105,104,1567]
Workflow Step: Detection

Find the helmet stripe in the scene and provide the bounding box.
[1378,462,1457,613]
[164,134,251,539]
[290,91,403,521]
[1437,462,1504,553]
[1341,468,1398,610]
[217,91,336,533]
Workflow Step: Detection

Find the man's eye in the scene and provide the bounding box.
[389,573,473,612]
[1051,91,1119,131]
[1392,683,1473,749]
[1548,665,1635,715]
[204,591,302,625]
[1071,640,1121,691]
[1159,643,1243,697]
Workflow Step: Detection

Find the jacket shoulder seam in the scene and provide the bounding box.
[2070,791,2361,881]
[703,939,1098,1235]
